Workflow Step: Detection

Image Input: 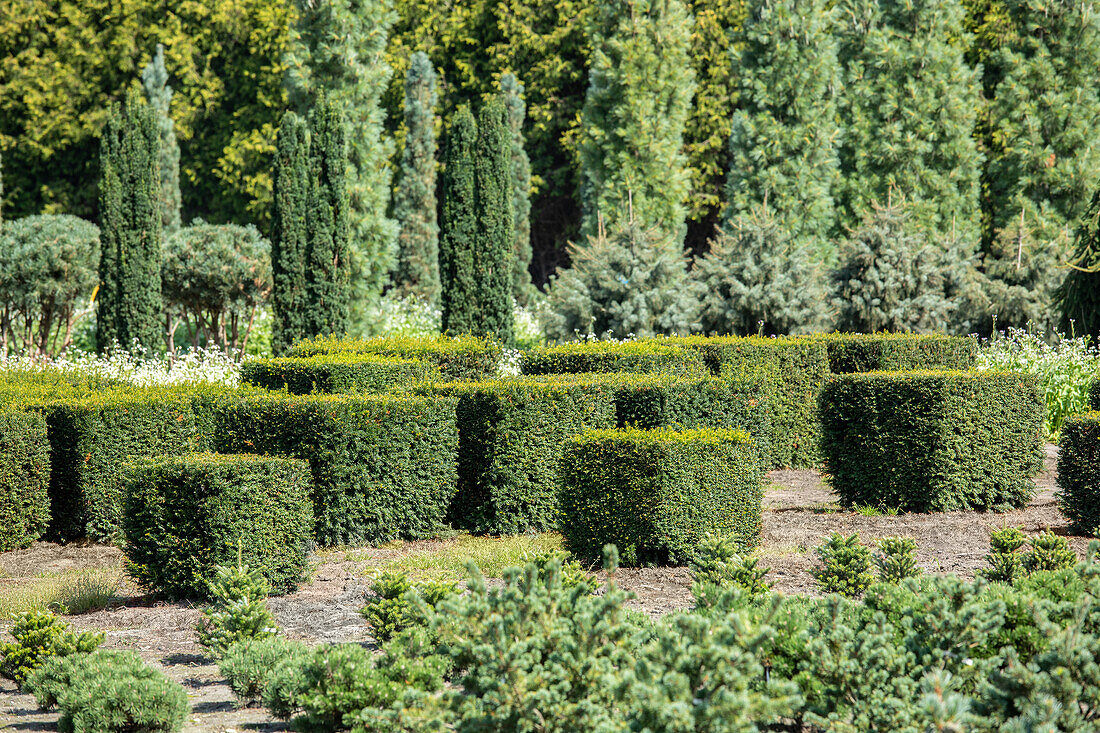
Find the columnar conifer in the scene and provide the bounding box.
[474,100,516,345]
[271,112,311,354]
[440,106,479,336]
[97,88,163,352]
[141,44,181,234]
[500,73,535,304]
[392,52,440,302]
[304,96,350,338]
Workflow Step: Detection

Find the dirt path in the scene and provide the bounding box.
[1,445,1087,732]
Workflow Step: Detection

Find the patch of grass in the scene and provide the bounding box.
[810,503,845,514]
[0,568,121,617]
[761,543,810,558]
[852,504,900,517]
[372,533,567,580]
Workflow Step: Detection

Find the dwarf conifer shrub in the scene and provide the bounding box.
[0,610,103,688]
[809,333,978,374]
[240,353,432,394]
[360,572,457,642]
[819,370,1044,511]
[1057,412,1100,534]
[290,334,501,380]
[981,527,1028,584]
[876,537,922,583]
[26,650,188,733]
[560,427,764,566]
[122,453,313,597]
[1022,532,1077,574]
[813,533,874,597]
[219,637,310,704]
[0,408,50,551]
[196,561,279,658]
[689,532,771,599]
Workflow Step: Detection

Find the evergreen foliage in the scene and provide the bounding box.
[392,51,440,302]
[812,532,874,597]
[195,562,279,659]
[980,526,1027,583]
[695,207,829,335]
[545,216,700,340]
[218,637,309,704]
[980,210,1067,335]
[727,0,841,256]
[271,112,311,355]
[473,100,516,345]
[304,96,351,339]
[500,73,535,304]
[0,611,103,688]
[876,536,922,583]
[1056,186,1100,341]
[287,0,399,321]
[439,106,479,336]
[140,44,181,234]
[96,87,163,353]
[689,531,772,599]
[578,0,696,244]
[837,0,982,240]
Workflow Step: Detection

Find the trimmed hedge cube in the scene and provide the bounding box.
[211,392,458,546]
[290,334,501,380]
[122,453,313,598]
[819,370,1044,511]
[1057,413,1100,534]
[807,333,978,374]
[240,353,433,394]
[559,427,764,566]
[0,409,50,551]
[520,341,708,377]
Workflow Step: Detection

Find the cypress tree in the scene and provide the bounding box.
[440,106,479,336]
[578,0,696,244]
[271,112,311,355]
[392,51,440,302]
[838,0,982,240]
[500,73,535,304]
[287,0,399,323]
[727,0,842,261]
[140,44,181,234]
[97,88,163,353]
[1056,187,1100,342]
[304,96,351,339]
[474,100,516,346]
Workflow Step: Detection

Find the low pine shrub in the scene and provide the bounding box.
[290,334,502,380]
[26,649,188,733]
[0,610,103,687]
[122,453,313,598]
[240,353,432,394]
[1057,412,1100,534]
[559,427,764,566]
[219,637,309,704]
[812,533,874,597]
[520,341,708,376]
[1022,532,1077,574]
[360,572,457,643]
[195,562,279,658]
[808,333,977,374]
[212,391,458,546]
[819,370,1044,511]
[0,408,50,551]
[981,527,1028,583]
[689,532,771,601]
[875,537,922,583]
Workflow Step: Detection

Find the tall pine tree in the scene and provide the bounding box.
[500,73,535,304]
[578,0,696,245]
[140,44,181,234]
[304,96,351,339]
[1056,186,1100,341]
[271,112,311,355]
[287,0,398,323]
[726,0,841,261]
[838,0,982,240]
[392,51,440,302]
[97,88,163,353]
[440,106,480,336]
[474,100,516,345]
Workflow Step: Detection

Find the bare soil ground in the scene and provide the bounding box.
[1,445,1087,733]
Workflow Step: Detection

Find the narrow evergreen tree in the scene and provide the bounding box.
[97,88,163,353]
[578,0,696,245]
[727,0,841,261]
[500,73,535,304]
[141,44,181,234]
[286,0,399,323]
[304,96,351,338]
[837,0,982,240]
[439,106,479,336]
[474,100,516,345]
[271,112,311,355]
[392,52,440,302]
[1056,186,1100,341]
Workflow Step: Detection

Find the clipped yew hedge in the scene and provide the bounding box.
[211,392,458,546]
[122,453,313,598]
[560,427,764,566]
[290,335,501,380]
[0,409,51,551]
[1057,413,1100,535]
[807,333,978,374]
[819,370,1044,512]
[240,353,432,394]
[520,341,708,377]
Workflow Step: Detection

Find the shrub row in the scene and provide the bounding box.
[808,332,978,373]
[0,408,50,551]
[560,427,764,566]
[520,341,708,376]
[1057,413,1100,535]
[819,370,1044,511]
[240,353,433,394]
[290,334,502,380]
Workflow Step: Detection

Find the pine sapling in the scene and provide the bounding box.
[812,533,874,597]
[196,561,279,658]
[980,527,1027,584]
[1022,532,1077,574]
[876,537,922,583]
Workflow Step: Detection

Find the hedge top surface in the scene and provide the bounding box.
[249,352,428,369]
[290,334,501,358]
[416,371,748,395]
[569,426,754,449]
[805,331,969,343]
[827,368,1015,384]
[240,352,435,393]
[520,341,708,375]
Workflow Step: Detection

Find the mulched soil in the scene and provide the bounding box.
[0,444,1086,732]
